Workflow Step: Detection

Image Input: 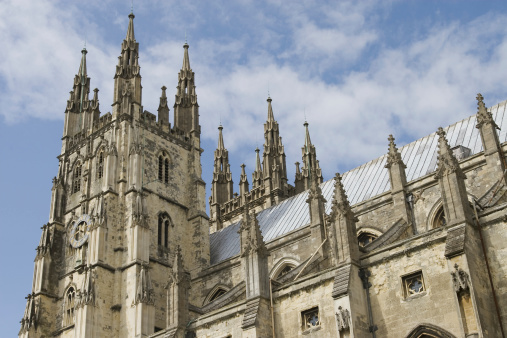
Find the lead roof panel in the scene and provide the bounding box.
[209,101,507,265]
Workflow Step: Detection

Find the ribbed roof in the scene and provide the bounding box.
[209,100,507,265]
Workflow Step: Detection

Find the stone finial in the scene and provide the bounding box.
[255,147,262,172]
[240,164,248,183]
[182,42,191,70]
[158,86,168,109]
[133,265,154,305]
[307,167,325,202]
[476,93,498,129]
[385,134,406,169]
[239,202,267,257]
[126,12,136,41]
[435,127,466,179]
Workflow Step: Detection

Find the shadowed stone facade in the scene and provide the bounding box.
[19,11,507,338]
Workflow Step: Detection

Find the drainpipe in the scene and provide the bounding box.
[359,268,377,337]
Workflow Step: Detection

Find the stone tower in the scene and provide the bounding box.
[19,12,209,338]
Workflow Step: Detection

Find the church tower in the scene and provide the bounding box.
[19,12,209,338]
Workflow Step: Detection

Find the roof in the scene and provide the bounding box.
[209,100,507,265]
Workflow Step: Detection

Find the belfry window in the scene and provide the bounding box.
[64,287,76,326]
[158,213,171,248]
[158,156,163,181]
[72,163,82,194]
[97,151,104,179]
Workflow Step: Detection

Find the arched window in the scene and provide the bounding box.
[64,287,76,326]
[433,206,446,228]
[97,151,104,179]
[276,264,295,279]
[358,232,377,247]
[72,162,82,194]
[209,288,227,302]
[158,213,171,248]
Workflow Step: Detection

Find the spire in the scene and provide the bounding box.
[218,125,225,150]
[267,96,275,122]
[126,12,135,42]
[182,43,191,70]
[435,127,466,179]
[78,48,88,84]
[296,121,322,193]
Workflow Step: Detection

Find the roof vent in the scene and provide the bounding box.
[451,145,471,161]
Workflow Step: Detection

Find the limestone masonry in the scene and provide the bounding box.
[19,11,507,338]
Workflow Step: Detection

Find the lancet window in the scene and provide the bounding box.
[158,153,170,183]
[158,213,171,248]
[96,150,104,179]
[209,288,227,302]
[433,206,447,228]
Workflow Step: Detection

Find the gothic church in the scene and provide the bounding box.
[19,11,507,338]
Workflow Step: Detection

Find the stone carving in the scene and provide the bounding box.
[36,223,53,259]
[476,93,498,129]
[132,190,149,228]
[450,264,470,293]
[336,306,350,331]
[19,294,39,333]
[133,265,154,305]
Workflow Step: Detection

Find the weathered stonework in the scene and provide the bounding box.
[19,11,507,338]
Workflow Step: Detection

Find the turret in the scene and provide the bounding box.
[63,48,91,138]
[295,121,322,193]
[112,11,142,120]
[209,125,234,227]
[158,86,169,126]
[173,43,199,137]
[262,96,288,204]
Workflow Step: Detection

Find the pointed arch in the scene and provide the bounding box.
[157,150,171,183]
[405,323,457,338]
[203,284,230,305]
[157,212,173,248]
[96,146,106,179]
[270,257,299,279]
[357,227,383,247]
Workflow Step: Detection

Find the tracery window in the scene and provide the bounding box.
[209,288,227,302]
[64,287,76,326]
[72,162,82,194]
[97,150,104,179]
[358,232,378,247]
[302,307,320,330]
[403,271,425,298]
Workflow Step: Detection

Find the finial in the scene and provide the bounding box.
[131,0,134,14]
[185,29,187,43]
[437,127,445,138]
[304,107,307,123]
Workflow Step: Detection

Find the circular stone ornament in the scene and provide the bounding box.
[69,214,91,248]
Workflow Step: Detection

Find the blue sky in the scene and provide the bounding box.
[2,0,507,335]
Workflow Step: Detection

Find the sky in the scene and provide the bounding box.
[2,0,507,335]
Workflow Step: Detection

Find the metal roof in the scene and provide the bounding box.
[209,100,507,265]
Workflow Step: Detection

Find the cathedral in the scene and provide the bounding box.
[19,11,507,338]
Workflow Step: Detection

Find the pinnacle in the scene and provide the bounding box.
[255,147,262,172]
[304,121,312,152]
[182,43,191,70]
[126,12,136,41]
[267,96,275,122]
[333,173,351,209]
[217,125,225,150]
